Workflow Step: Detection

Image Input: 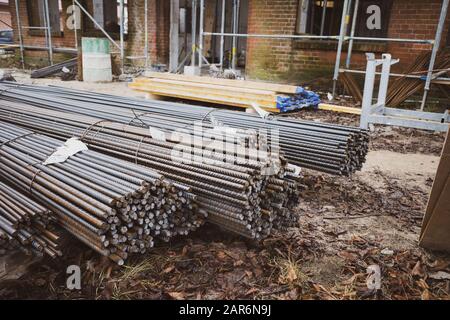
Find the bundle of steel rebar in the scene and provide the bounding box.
[0,122,201,265]
[30,58,78,79]
[0,83,369,176]
[0,181,62,258]
[0,101,302,240]
[386,51,450,107]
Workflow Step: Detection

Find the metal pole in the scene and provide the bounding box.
[332,0,350,98]
[320,0,328,36]
[346,0,359,68]
[219,0,226,70]
[198,0,205,68]
[232,0,239,70]
[203,32,433,43]
[120,0,125,73]
[360,53,377,130]
[204,32,339,40]
[170,0,180,72]
[44,0,53,65]
[191,0,197,67]
[73,0,78,50]
[145,0,149,69]
[420,0,449,111]
[73,0,121,50]
[14,0,25,69]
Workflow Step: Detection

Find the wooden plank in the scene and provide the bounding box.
[129,82,277,105]
[129,84,279,111]
[141,72,300,94]
[420,130,450,251]
[420,174,450,251]
[135,77,279,96]
[129,83,280,112]
[133,78,278,103]
[318,103,362,115]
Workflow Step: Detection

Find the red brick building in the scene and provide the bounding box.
[8,0,170,66]
[6,0,450,83]
[245,0,450,82]
[0,0,11,30]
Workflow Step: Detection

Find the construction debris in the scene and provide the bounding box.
[30,58,78,79]
[0,83,369,176]
[129,73,321,113]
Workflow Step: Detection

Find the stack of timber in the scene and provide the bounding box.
[129,72,320,113]
[0,181,62,259]
[0,82,369,176]
[0,121,202,265]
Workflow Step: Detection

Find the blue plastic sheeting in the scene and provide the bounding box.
[276,87,321,113]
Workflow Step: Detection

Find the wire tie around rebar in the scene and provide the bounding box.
[90,123,107,141]
[135,136,146,165]
[26,143,61,195]
[29,169,43,196]
[80,119,112,142]
[128,109,151,128]
[0,133,35,149]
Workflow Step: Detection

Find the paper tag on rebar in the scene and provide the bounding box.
[213,126,238,135]
[149,127,166,142]
[287,164,302,177]
[250,102,271,120]
[43,138,88,166]
[209,115,222,127]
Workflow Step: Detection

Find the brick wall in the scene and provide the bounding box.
[127,0,170,66]
[0,4,11,29]
[387,0,450,63]
[8,0,171,67]
[9,0,77,66]
[246,0,450,83]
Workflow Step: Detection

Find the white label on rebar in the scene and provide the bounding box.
[150,127,166,142]
[287,164,302,177]
[213,126,238,134]
[43,138,88,166]
[251,102,271,120]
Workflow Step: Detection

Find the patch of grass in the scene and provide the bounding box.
[273,256,309,287]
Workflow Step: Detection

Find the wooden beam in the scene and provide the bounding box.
[318,103,362,115]
[129,81,278,106]
[142,72,300,94]
[135,77,278,96]
[128,83,279,112]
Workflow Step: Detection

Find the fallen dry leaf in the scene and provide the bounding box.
[428,271,450,281]
[167,291,185,300]
[163,266,175,274]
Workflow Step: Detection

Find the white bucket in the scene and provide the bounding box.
[82,52,112,83]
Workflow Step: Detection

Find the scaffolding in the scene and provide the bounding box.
[13,0,150,73]
[196,0,450,111]
[360,53,449,132]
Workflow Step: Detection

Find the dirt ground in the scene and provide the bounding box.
[0,72,449,300]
